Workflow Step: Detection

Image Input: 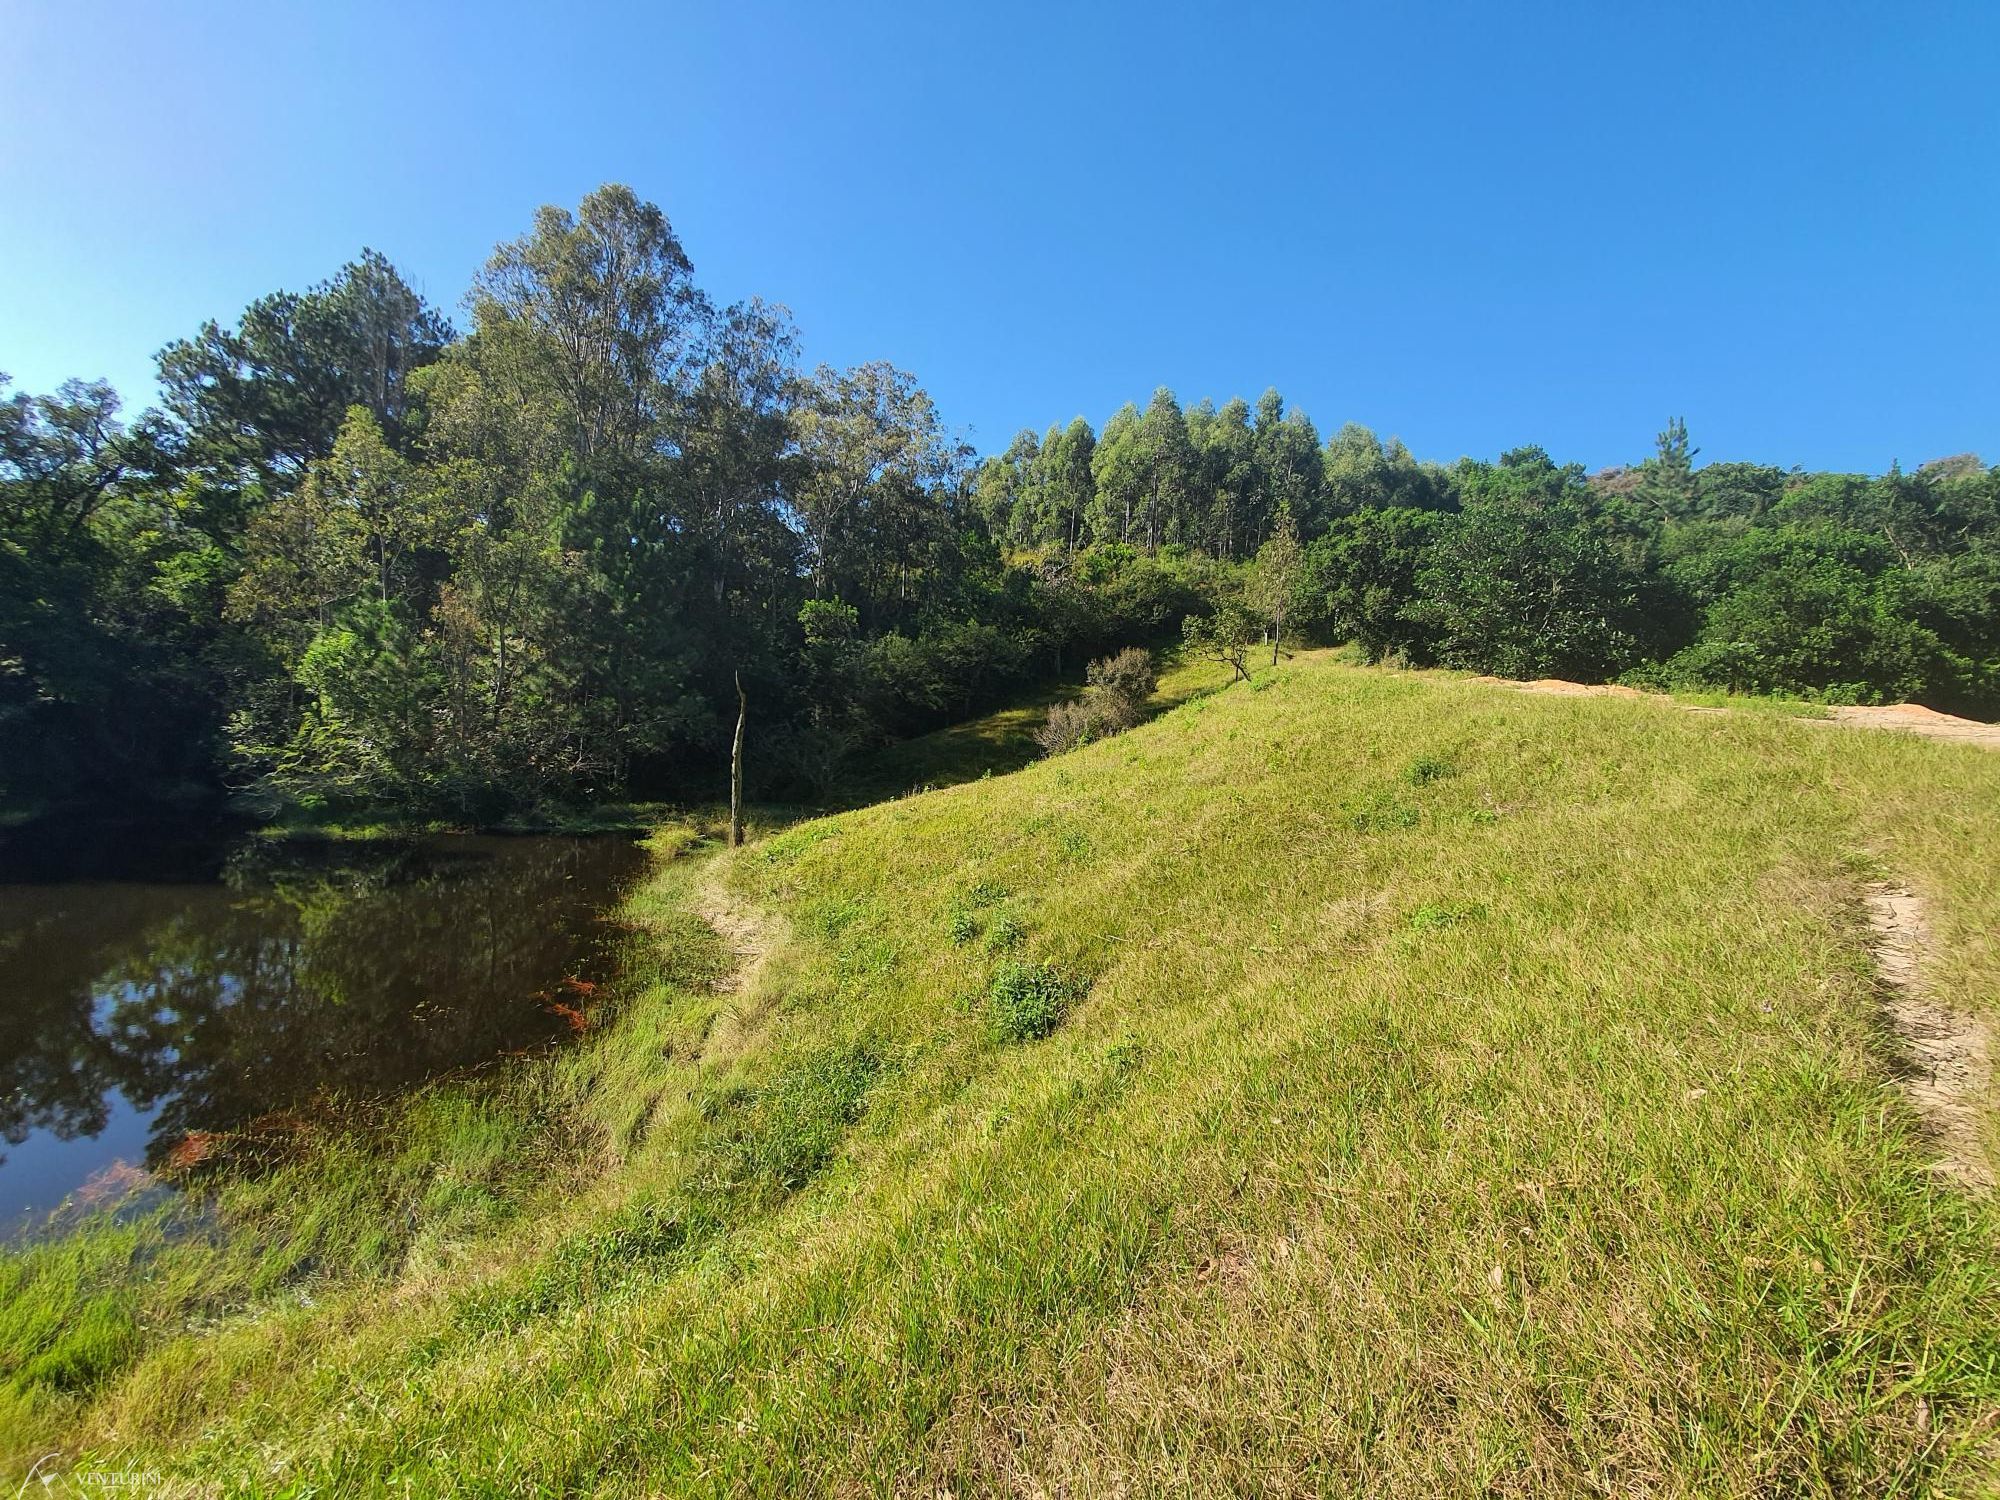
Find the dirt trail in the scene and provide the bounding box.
[692,866,777,996]
[1470,676,1649,700]
[1473,675,2000,749]
[1826,703,2000,750]
[1863,884,1994,1192]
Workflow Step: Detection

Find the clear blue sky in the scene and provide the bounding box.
[3,1,1995,473]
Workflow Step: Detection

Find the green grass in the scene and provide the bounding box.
[10,651,2000,1494]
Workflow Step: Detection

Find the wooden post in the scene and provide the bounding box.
[729,671,746,848]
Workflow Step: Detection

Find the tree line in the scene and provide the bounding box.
[979,406,1998,716]
[4,183,1995,825]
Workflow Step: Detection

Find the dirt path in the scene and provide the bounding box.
[1863,883,1994,1192]
[1472,675,2000,749]
[1469,675,1650,700]
[1826,703,2000,750]
[692,865,778,997]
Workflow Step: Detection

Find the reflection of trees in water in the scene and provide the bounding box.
[0,836,642,1167]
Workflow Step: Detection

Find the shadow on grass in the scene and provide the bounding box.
[828,652,1233,808]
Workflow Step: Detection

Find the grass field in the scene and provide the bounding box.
[7,652,2000,1495]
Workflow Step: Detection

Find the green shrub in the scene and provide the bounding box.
[986,963,1080,1043]
[948,908,979,945]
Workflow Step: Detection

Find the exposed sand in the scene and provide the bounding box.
[1862,884,1994,1192]
[1473,675,2000,750]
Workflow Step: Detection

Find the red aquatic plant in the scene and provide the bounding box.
[164,1130,224,1173]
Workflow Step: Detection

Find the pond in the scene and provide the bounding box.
[0,823,649,1233]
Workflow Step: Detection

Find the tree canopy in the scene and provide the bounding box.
[4,182,1995,825]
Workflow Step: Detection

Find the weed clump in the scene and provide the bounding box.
[1406,901,1487,932]
[984,912,1025,952]
[728,1043,882,1191]
[1342,789,1420,832]
[1403,753,1457,787]
[986,963,1081,1043]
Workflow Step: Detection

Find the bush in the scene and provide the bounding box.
[986,962,1079,1042]
[1035,699,1100,756]
[1037,647,1157,756]
[1085,647,1158,728]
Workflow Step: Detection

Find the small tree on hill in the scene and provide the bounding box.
[1184,601,1256,683]
[1247,504,1305,665]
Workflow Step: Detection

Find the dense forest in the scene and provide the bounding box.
[4,183,1996,824]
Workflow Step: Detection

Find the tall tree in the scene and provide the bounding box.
[470,184,707,464]
[1635,416,1698,519]
[791,362,965,618]
[1030,417,1096,553]
[1089,403,1145,546]
[157,250,451,500]
[1133,387,1194,551]
[1193,396,1259,559]
[1254,390,1324,536]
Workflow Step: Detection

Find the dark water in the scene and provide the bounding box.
[0,826,647,1231]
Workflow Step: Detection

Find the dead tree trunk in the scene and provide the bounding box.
[729,671,747,848]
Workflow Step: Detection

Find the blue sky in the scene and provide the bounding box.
[2,1,1995,473]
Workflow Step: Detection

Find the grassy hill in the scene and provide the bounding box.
[10,652,2000,1495]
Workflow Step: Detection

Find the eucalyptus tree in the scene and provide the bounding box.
[1253,389,1324,536]
[1089,402,1145,546]
[1031,417,1096,553]
[971,429,1041,545]
[1191,395,1257,559]
[469,183,708,466]
[677,296,805,637]
[1134,387,1194,550]
[791,361,966,619]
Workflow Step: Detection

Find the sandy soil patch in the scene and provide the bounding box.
[1472,675,2000,749]
[1470,676,1649,699]
[1864,883,1993,1192]
[1828,703,2000,749]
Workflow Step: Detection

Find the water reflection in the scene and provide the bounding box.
[0,834,646,1224]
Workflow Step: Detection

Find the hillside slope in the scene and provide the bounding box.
[32,654,2000,1495]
